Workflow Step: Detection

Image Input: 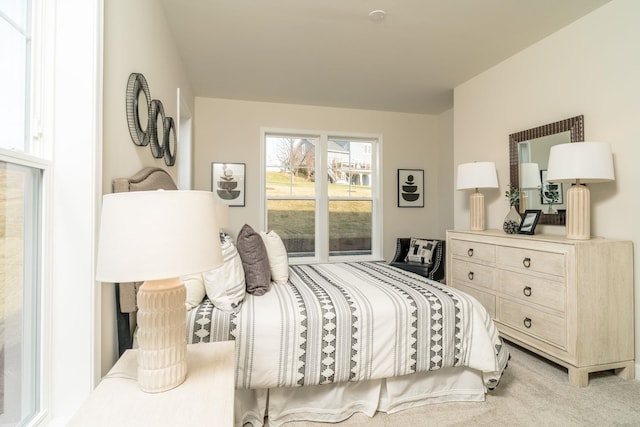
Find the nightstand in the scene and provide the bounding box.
[69,341,235,426]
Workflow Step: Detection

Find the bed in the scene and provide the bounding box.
[113,167,509,426]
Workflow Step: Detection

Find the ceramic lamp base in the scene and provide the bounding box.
[566,184,590,240]
[469,191,485,231]
[520,193,528,213]
[136,278,187,393]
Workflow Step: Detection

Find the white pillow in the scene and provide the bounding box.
[404,238,436,265]
[260,230,289,285]
[181,272,206,311]
[203,234,246,312]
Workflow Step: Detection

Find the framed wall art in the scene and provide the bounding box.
[540,169,563,205]
[211,162,245,206]
[397,169,424,208]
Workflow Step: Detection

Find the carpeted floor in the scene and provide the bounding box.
[287,342,640,426]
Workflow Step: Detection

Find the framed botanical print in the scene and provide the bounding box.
[211,162,245,206]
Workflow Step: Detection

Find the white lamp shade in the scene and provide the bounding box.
[456,162,499,190]
[214,203,230,230]
[546,142,615,184]
[519,163,542,189]
[96,190,224,283]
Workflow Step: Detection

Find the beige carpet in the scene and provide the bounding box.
[286,342,640,426]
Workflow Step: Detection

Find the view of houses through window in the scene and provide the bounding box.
[264,132,379,260]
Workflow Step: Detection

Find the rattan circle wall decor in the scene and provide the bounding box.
[125,72,178,166]
[163,117,177,166]
[126,73,151,147]
[148,99,166,159]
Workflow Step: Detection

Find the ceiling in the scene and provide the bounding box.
[160,0,611,115]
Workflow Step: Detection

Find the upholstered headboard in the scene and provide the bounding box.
[112,167,178,193]
[112,167,177,355]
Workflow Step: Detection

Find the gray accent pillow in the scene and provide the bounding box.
[236,224,271,295]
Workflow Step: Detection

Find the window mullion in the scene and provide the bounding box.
[316,134,328,262]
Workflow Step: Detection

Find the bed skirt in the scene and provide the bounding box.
[235,366,485,426]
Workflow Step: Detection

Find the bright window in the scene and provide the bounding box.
[0,161,42,425]
[1,0,31,153]
[1,0,44,425]
[263,130,381,262]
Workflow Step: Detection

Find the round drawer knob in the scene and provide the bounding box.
[523,257,531,268]
[523,317,532,328]
[467,248,474,257]
[468,271,474,280]
[523,286,532,297]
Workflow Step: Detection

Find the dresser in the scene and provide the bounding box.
[68,341,235,426]
[446,229,634,387]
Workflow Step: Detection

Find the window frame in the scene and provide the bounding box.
[0,149,49,426]
[261,127,383,264]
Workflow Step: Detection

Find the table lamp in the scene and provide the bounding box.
[545,142,615,240]
[214,202,230,233]
[96,190,223,392]
[519,162,542,212]
[456,162,499,231]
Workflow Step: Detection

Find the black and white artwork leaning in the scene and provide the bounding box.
[397,169,424,208]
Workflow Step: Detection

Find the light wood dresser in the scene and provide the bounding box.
[446,229,634,387]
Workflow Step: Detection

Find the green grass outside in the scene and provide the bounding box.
[266,172,372,249]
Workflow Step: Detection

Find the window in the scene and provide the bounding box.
[0,160,42,425]
[1,0,31,153]
[1,1,44,425]
[263,130,381,262]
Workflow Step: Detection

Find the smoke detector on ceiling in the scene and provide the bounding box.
[368,9,386,22]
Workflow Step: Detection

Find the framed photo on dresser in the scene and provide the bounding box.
[518,210,542,235]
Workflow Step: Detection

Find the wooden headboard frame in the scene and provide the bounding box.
[112,167,178,355]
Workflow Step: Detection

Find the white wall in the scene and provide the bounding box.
[102,0,194,375]
[193,98,452,260]
[454,0,640,372]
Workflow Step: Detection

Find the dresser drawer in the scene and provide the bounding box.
[499,299,566,348]
[454,283,495,317]
[450,239,495,264]
[499,270,565,312]
[451,260,497,290]
[497,246,565,277]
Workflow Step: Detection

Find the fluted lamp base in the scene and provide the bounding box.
[469,191,485,231]
[566,184,590,240]
[136,278,187,393]
[520,192,528,213]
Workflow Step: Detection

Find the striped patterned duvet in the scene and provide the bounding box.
[187,262,508,390]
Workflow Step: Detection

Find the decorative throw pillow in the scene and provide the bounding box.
[260,230,289,285]
[181,272,206,311]
[405,238,436,265]
[203,233,246,312]
[236,224,271,295]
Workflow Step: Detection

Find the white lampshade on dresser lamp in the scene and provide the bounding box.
[519,163,542,212]
[456,162,499,231]
[545,142,615,240]
[96,190,223,392]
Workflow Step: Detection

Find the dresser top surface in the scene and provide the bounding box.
[447,229,630,245]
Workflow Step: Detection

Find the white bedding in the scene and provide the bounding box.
[187,262,509,425]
